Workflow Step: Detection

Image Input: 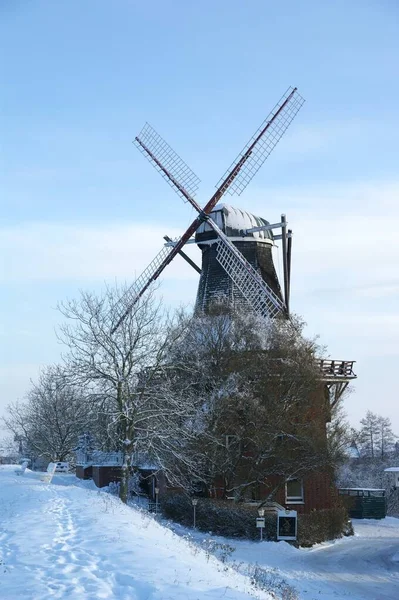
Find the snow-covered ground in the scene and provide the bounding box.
[0,466,269,600]
[0,466,398,600]
[194,518,399,600]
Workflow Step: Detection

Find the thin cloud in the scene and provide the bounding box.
[0,222,201,283]
[279,119,397,158]
[309,280,399,297]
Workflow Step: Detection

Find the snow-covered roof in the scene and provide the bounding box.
[196,203,273,244]
[345,443,360,459]
[339,488,386,491]
[384,467,399,473]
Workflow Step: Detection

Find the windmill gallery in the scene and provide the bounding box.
[76,87,356,515]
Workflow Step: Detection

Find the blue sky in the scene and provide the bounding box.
[1,0,399,432]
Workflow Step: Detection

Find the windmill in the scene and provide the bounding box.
[111,87,304,334]
[106,85,356,425]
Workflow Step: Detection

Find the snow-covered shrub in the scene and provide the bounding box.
[338,456,399,516]
[161,494,277,540]
[104,471,144,500]
[387,489,399,516]
[201,539,235,563]
[338,458,390,490]
[128,470,142,496]
[244,565,298,600]
[297,506,352,546]
[106,481,120,497]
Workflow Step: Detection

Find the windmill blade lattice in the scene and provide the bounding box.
[110,244,175,334]
[135,123,201,203]
[205,218,286,318]
[215,239,284,318]
[216,87,305,197]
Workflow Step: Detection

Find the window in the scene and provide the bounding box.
[285,478,304,503]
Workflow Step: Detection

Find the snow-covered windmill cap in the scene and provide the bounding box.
[196,203,274,244]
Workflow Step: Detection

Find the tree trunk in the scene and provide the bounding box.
[120,453,131,504]
[117,382,136,504]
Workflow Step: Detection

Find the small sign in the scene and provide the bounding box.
[256,518,265,528]
[277,510,297,541]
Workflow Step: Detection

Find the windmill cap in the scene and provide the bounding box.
[196,203,274,245]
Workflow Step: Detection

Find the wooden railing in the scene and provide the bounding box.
[317,359,356,380]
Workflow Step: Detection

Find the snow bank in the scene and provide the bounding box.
[1,467,399,600]
[0,467,270,600]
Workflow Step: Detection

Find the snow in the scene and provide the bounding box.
[339,487,385,491]
[0,466,270,600]
[176,518,399,600]
[1,465,399,599]
[196,203,273,242]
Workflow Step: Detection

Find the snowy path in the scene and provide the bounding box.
[194,517,399,600]
[0,467,270,600]
[299,532,399,599]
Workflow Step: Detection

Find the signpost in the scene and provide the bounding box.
[277,510,297,541]
[256,508,265,541]
[192,498,198,528]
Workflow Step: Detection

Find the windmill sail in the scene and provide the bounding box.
[135,123,201,205]
[215,87,305,197]
[110,244,175,333]
[215,240,284,318]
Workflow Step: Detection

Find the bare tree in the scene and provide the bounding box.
[0,435,20,461]
[359,411,380,458]
[3,365,90,462]
[377,415,396,459]
[346,412,396,461]
[57,285,197,503]
[326,392,354,470]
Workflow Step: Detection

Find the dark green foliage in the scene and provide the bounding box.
[162,494,353,546]
[161,494,277,540]
[297,506,353,547]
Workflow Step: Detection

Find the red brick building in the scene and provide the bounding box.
[205,359,356,514]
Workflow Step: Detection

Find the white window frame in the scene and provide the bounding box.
[285,478,304,504]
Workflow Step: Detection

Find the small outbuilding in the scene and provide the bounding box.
[338,488,386,519]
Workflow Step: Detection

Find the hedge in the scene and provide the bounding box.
[161,494,353,546]
[297,506,353,546]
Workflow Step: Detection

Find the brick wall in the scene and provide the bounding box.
[260,471,337,514]
[76,465,93,480]
[92,466,123,488]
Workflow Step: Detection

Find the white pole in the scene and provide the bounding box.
[192,499,198,529]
